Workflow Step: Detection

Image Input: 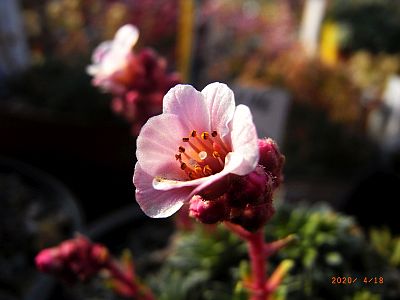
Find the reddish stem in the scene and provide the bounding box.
[247,229,269,300]
[106,260,155,300]
[264,234,296,258]
[224,222,271,300]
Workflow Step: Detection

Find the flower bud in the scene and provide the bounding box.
[226,167,271,209]
[35,235,110,283]
[189,195,228,224]
[91,244,110,267]
[35,248,63,273]
[229,201,275,232]
[258,138,285,189]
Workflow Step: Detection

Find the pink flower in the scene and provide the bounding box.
[133,83,259,217]
[87,24,139,93]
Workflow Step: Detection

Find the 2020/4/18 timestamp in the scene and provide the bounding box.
[331,276,384,285]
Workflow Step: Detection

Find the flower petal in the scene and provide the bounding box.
[201,82,235,140]
[113,24,139,53]
[134,163,190,217]
[136,113,188,178]
[230,104,259,176]
[163,85,210,132]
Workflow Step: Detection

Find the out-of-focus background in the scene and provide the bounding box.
[1,0,400,299]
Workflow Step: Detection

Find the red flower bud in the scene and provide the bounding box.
[91,244,110,267]
[189,195,228,224]
[35,235,110,283]
[258,138,285,189]
[227,166,271,208]
[35,248,63,273]
[230,201,275,232]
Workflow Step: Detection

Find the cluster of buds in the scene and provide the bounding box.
[110,48,181,135]
[87,24,180,135]
[189,138,284,232]
[35,235,156,299]
[35,235,109,283]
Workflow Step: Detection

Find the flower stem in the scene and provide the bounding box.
[264,234,297,257]
[247,228,269,300]
[225,222,271,300]
[106,260,155,300]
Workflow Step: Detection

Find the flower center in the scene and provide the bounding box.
[175,130,229,179]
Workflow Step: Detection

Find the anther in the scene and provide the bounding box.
[201,132,209,140]
[195,166,203,174]
[180,163,187,170]
[203,165,213,176]
[212,151,220,158]
[179,146,185,153]
[211,131,218,137]
[190,130,197,137]
[175,154,182,160]
[188,172,196,179]
[182,137,189,142]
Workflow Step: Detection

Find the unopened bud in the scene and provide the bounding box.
[35,248,63,273]
[189,195,228,224]
[229,167,270,207]
[258,138,285,189]
[229,201,275,232]
[91,244,110,267]
[59,240,78,260]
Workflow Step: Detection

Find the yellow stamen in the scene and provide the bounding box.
[212,151,220,158]
[194,165,203,174]
[203,165,213,176]
[201,132,209,140]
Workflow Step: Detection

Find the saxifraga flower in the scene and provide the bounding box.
[133,83,283,231]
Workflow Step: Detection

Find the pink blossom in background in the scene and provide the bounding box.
[87,24,139,94]
[110,48,181,135]
[133,82,260,218]
[87,25,181,136]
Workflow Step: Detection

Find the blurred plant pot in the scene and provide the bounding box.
[0,157,83,300]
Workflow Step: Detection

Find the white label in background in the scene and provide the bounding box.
[232,86,291,145]
[383,76,400,112]
[299,0,328,57]
[382,76,400,152]
[368,75,400,153]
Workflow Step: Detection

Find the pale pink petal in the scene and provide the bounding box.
[201,82,235,140]
[229,104,259,176]
[92,41,112,64]
[136,113,188,178]
[113,24,139,53]
[163,85,210,132]
[134,163,190,217]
